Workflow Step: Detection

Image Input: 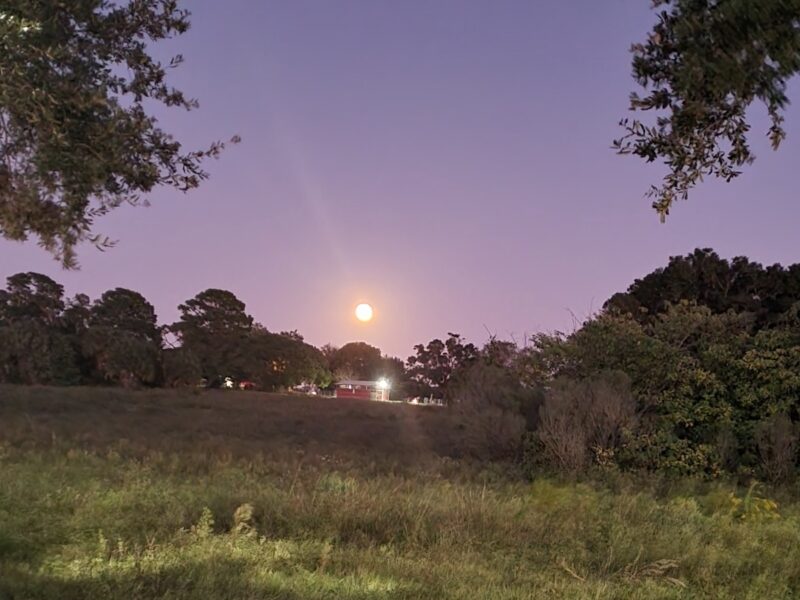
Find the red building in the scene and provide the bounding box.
[334,379,390,402]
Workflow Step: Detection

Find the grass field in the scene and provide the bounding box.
[2,385,800,599]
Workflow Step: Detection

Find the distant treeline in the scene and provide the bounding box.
[0,273,475,396]
[4,248,800,481]
[0,279,322,389]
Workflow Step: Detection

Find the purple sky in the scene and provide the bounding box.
[3,1,800,358]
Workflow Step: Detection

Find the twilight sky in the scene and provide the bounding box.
[2,0,800,358]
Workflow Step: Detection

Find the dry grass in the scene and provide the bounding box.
[0,385,469,468]
[4,385,800,599]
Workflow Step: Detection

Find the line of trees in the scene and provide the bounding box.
[0,272,495,396]
[5,248,800,482]
[0,273,411,391]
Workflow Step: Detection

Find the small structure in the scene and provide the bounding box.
[334,379,390,402]
[409,396,445,407]
[292,383,319,396]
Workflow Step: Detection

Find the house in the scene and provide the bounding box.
[334,379,390,402]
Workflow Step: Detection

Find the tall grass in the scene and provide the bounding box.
[2,386,800,598]
[3,445,800,599]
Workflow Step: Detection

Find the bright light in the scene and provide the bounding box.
[377,378,390,390]
[355,303,374,322]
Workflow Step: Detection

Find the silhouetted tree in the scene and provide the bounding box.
[0,272,79,384]
[330,342,383,381]
[0,272,65,325]
[604,248,800,328]
[83,288,162,386]
[170,289,254,381]
[616,1,800,216]
[0,0,237,266]
[406,333,478,397]
[90,288,162,346]
[248,325,330,390]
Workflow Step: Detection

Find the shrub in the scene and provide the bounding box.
[755,413,798,483]
[446,363,532,459]
[533,372,637,472]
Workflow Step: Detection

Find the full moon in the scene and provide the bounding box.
[355,303,374,322]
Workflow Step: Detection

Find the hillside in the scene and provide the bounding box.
[0,386,463,467]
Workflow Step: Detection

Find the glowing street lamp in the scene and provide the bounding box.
[375,377,391,401]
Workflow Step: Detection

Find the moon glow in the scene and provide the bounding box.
[355,303,374,322]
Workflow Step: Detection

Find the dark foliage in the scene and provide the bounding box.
[0,273,332,390]
[406,333,478,398]
[524,250,800,480]
[616,0,800,217]
[605,248,800,328]
[0,0,238,266]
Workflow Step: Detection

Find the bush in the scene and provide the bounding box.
[755,413,798,483]
[446,363,532,459]
[532,372,637,472]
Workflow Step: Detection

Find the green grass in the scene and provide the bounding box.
[2,385,800,599]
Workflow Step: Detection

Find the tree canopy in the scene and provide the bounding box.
[406,333,478,397]
[170,289,254,381]
[0,273,337,389]
[604,248,800,326]
[83,288,162,386]
[329,342,384,381]
[0,271,64,325]
[0,0,236,266]
[615,0,800,217]
[247,327,330,390]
